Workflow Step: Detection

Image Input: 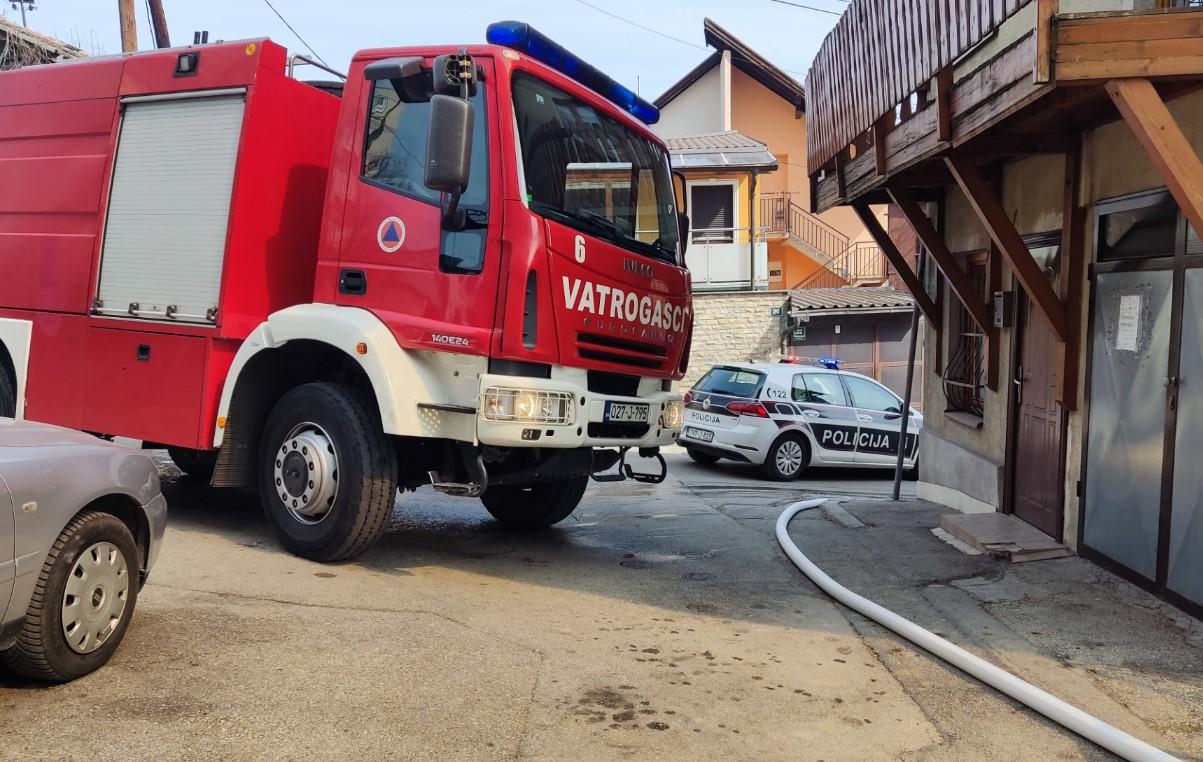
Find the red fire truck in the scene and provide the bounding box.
[0,22,692,561]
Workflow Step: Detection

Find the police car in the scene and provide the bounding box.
[680,358,923,480]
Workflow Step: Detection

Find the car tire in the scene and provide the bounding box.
[167,446,218,483]
[481,475,589,529]
[686,447,721,465]
[761,434,809,481]
[2,510,140,682]
[0,366,15,418]
[259,382,397,562]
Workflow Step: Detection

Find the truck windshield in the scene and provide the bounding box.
[512,73,680,264]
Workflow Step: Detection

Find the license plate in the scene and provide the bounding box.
[684,426,714,443]
[604,401,650,423]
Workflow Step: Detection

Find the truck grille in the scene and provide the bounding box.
[587,370,641,397]
[576,332,667,371]
[587,422,651,439]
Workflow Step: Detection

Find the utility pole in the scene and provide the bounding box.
[117,0,138,52]
[147,0,170,48]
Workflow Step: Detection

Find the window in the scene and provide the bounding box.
[799,373,849,406]
[511,74,680,263]
[690,184,735,244]
[694,367,765,398]
[843,375,902,413]
[791,374,808,402]
[1098,191,1177,261]
[943,256,988,416]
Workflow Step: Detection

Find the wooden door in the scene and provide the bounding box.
[1010,290,1065,539]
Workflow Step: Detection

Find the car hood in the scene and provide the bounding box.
[0,418,123,449]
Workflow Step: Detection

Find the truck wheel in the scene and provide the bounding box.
[481,475,588,529]
[2,511,140,682]
[686,447,721,465]
[0,367,15,418]
[167,447,218,483]
[258,383,397,562]
[761,434,809,481]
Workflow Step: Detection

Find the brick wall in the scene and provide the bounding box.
[682,291,789,387]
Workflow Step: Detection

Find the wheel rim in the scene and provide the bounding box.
[62,541,130,655]
[273,422,339,525]
[776,440,805,476]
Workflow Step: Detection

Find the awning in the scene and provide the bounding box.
[666,131,778,172]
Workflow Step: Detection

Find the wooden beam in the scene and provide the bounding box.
[1035,0,1057,84]
[148,0,171,48]
[873,117,889,177]
[1106,77,1203,242]
[987,243,1002,392]
[853,203,940,328]
[934,67,953,142]
[944,154,1068,342]
[118,0,138,52]
[1058,148,1085,410]
[887,183,993,330]
[834,150,848,201]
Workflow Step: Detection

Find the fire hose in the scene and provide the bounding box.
[775,499,1178,762]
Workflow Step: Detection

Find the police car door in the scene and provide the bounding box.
[0,472,13,621]
[841,374,914,465]
[794,372,858,463]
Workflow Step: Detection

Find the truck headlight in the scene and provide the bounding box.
[663,400,684,429]
[482,388,575,425]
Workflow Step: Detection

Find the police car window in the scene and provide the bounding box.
[695,368,765,397]
[799,374,849,406]
[843,375,902,413]
[791,374,808,402]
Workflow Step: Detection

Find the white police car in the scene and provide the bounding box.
[680,359,923,480]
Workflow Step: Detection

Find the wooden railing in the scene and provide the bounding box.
[805,0,1035,172]
[758,194,849,262]
[795,241,887,289]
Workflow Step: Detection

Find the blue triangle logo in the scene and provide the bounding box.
[382,223,400,243]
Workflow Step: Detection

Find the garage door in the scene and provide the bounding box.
[96,91,245,324]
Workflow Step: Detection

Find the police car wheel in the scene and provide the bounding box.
[686,447,721,465]
[762,434,809,481]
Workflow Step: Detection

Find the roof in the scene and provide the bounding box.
[788,287,915,315]
[0,17,86,70]
[666,130,778,171]
[654,18,805,113]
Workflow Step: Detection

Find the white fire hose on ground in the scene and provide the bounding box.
[776,499,1178,762]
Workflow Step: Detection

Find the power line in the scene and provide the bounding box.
[260,0,327,66]
[771,0,843,16]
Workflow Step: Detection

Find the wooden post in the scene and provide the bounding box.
[874,117,889,177]
[1035,0,1058,84]
[1106,78,1203,242]
[887,183,992,330]
[853,203,940,327]
[934,68,953,142]
[148,0,171,48]
[118,0,138,52]
[944,154,1068,343]
[1058,149,1085,410]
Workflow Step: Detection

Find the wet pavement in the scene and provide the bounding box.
[0,448,1197,760]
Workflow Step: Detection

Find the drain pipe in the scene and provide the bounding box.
[776,499,1178,762]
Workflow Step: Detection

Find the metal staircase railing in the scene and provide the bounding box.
[759,193,849,264]
[795,240,888,289]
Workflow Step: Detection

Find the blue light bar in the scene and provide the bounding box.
[818,357,841,369]
[486,20,660,125]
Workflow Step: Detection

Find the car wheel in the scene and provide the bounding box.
[480,475,589,529]
[167,446,218,483]
[2,511,140,682]
[0,366,15,418]
[686,447,721,465]
[761,434,809,481]
[259,382,397,562]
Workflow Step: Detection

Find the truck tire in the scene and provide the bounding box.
[761,433,809,481]
[0,366,15,418]
[2,511,140,682]
[167,447,218,483]
[258,382,397,562]
[480,475,588,529]
[686,447,721,465]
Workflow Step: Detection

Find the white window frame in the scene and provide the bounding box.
[685,178,739,244]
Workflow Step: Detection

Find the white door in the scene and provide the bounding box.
[686,181,743,289]
[96,92,246,324]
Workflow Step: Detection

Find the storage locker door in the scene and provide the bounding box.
[96,94,245,324]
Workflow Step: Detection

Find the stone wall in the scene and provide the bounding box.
[683,291,789,387]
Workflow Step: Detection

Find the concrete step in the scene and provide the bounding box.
[940,512,1072,563]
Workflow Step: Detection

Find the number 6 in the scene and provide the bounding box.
[574,235,586,263]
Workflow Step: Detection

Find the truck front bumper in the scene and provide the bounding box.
[475,371,682,449]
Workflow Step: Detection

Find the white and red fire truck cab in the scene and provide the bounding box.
[0,23,693,561]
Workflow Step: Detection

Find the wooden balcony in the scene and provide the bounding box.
[806,1,1203,213]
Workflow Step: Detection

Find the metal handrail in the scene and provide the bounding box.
[758,194,849,262]
[795,240,887,289]
[287,54,347,80]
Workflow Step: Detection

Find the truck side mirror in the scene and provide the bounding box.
[425,94,474,229]
[678,212,690,257]
[363,56,427,103]
[672,170,689,257]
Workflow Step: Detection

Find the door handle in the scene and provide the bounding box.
[857,414,874,422]
[802,409,821,417]
[339,269,367,295]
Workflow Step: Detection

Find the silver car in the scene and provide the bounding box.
[0,419,166,682]
[681,360,923,480]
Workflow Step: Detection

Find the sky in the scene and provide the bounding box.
[6,0,845,98]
